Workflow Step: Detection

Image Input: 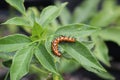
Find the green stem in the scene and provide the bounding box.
[28,39,41,46]
[4,70,9,80]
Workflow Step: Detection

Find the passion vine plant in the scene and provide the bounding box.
[0,0,115,80]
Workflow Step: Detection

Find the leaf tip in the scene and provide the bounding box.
[61,2,68,7]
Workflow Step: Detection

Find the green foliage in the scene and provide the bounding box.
[38,3,67,27]
[72,0,100,23]
[90,0,119,27]
[10,45,35,80]
[35,44,58,75]
[59,7,71,25]
[0,0,120,80]
[31,22,43,41]
[55,23,99,38]
[5,0,25,15]
[0,34,31,52]
[89,0,120,68]
[92,36,110,66]
[3,17,33,27]
[58,0,120,68]
[56,0,120,79]
[61,41,106,72]
[59,58,80,73]
[99,27,120,45]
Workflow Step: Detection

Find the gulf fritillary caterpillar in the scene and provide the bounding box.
[51,36,76,57]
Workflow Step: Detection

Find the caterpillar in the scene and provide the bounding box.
[51,36,76,57]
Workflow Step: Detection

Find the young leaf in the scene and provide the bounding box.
[99,27,120,45]
[38,2,67,27]
[0,34,31,52]
[2,17,33,27]
[55,23,99,38]
[27,7,40,18]
[10,45,35,80]
[26,7,39,27]
[31,22,43,41]
[5,0,25,15]
[35,44,58,75]
[26,8,36,22]
[60,41,106,72]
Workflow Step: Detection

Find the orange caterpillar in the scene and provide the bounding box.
[51,36,76,57]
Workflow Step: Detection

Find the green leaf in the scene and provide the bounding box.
[81,41,95,50]
[26,7,36,22]
[102,0,115,10]
[97,72,115,80]
[59,7,71,25]
[55,23,99,38]
[27,7,40,18]
[38,2,67,27]
[0,34,31,52]
[0,52,14,60]
[50,20,60,31]
[26,7,39,26]
[3,17,33,27]
[45,35,60,63]
[85,66,115,80]
[93,37,110,66]
[90,10,115,27]
[61,41,106,73]
[5,0,25,15]
[59,58,80,73]
[31,22,43,41]
[35,44,58,75]
[72,0,100,23]
[10,45,35,80]
[99,27,120,45]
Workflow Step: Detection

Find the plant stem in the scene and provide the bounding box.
[4,70,9,80]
